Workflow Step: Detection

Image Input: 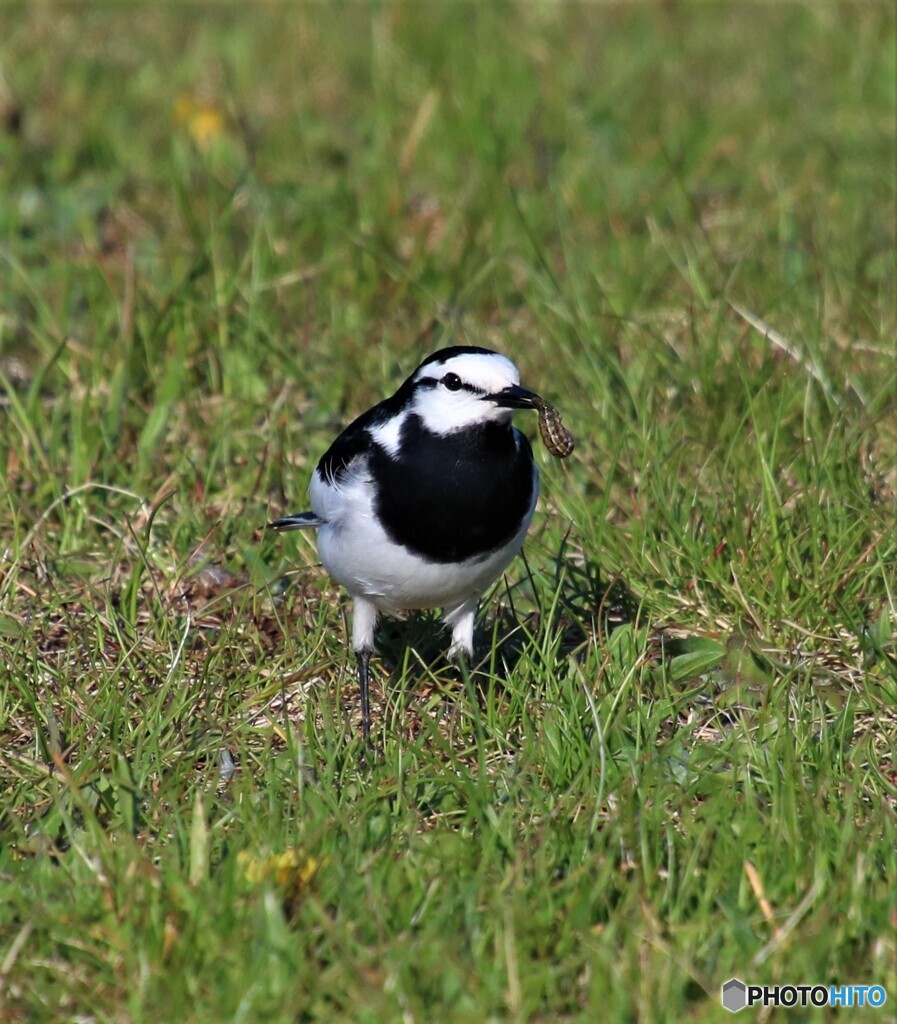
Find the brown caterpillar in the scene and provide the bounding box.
[535,398,575,459]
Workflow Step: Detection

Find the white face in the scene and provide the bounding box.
[411,351,523,434]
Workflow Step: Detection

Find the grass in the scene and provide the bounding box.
[1,4,896,1022]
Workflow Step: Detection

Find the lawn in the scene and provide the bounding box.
[1,5,895,1022]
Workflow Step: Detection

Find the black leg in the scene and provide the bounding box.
[357,648,372,742]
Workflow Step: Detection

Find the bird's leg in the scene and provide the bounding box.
[445,596,489,747]
[357,648,372,742]
[352,597,379,744]
[444,596,478,663]
[445,596,479,702]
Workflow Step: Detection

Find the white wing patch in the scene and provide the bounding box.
[368,411,407,457]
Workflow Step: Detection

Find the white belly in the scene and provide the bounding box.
[310,463,536,614]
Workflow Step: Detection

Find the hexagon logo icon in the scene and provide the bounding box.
[722,978,747,1013]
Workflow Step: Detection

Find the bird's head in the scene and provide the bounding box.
[407,346,541,434]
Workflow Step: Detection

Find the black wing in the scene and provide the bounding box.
[316,388,408,483]
[317,413,378,484]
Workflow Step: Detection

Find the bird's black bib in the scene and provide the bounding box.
[370,415,535,564]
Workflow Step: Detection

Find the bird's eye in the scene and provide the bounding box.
[442,373,463,392]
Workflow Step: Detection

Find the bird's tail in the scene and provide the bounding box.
[267,511,323,531]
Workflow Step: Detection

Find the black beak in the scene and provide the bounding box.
[491,384,541,410]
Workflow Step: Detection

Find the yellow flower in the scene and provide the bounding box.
[173,93,225,150]
[238,849,324,897]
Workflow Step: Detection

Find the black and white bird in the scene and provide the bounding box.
[269,346,546,741]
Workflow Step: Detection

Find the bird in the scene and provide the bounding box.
[269,345,547,742]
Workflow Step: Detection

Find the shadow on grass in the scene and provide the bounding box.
[371,545,645,695]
